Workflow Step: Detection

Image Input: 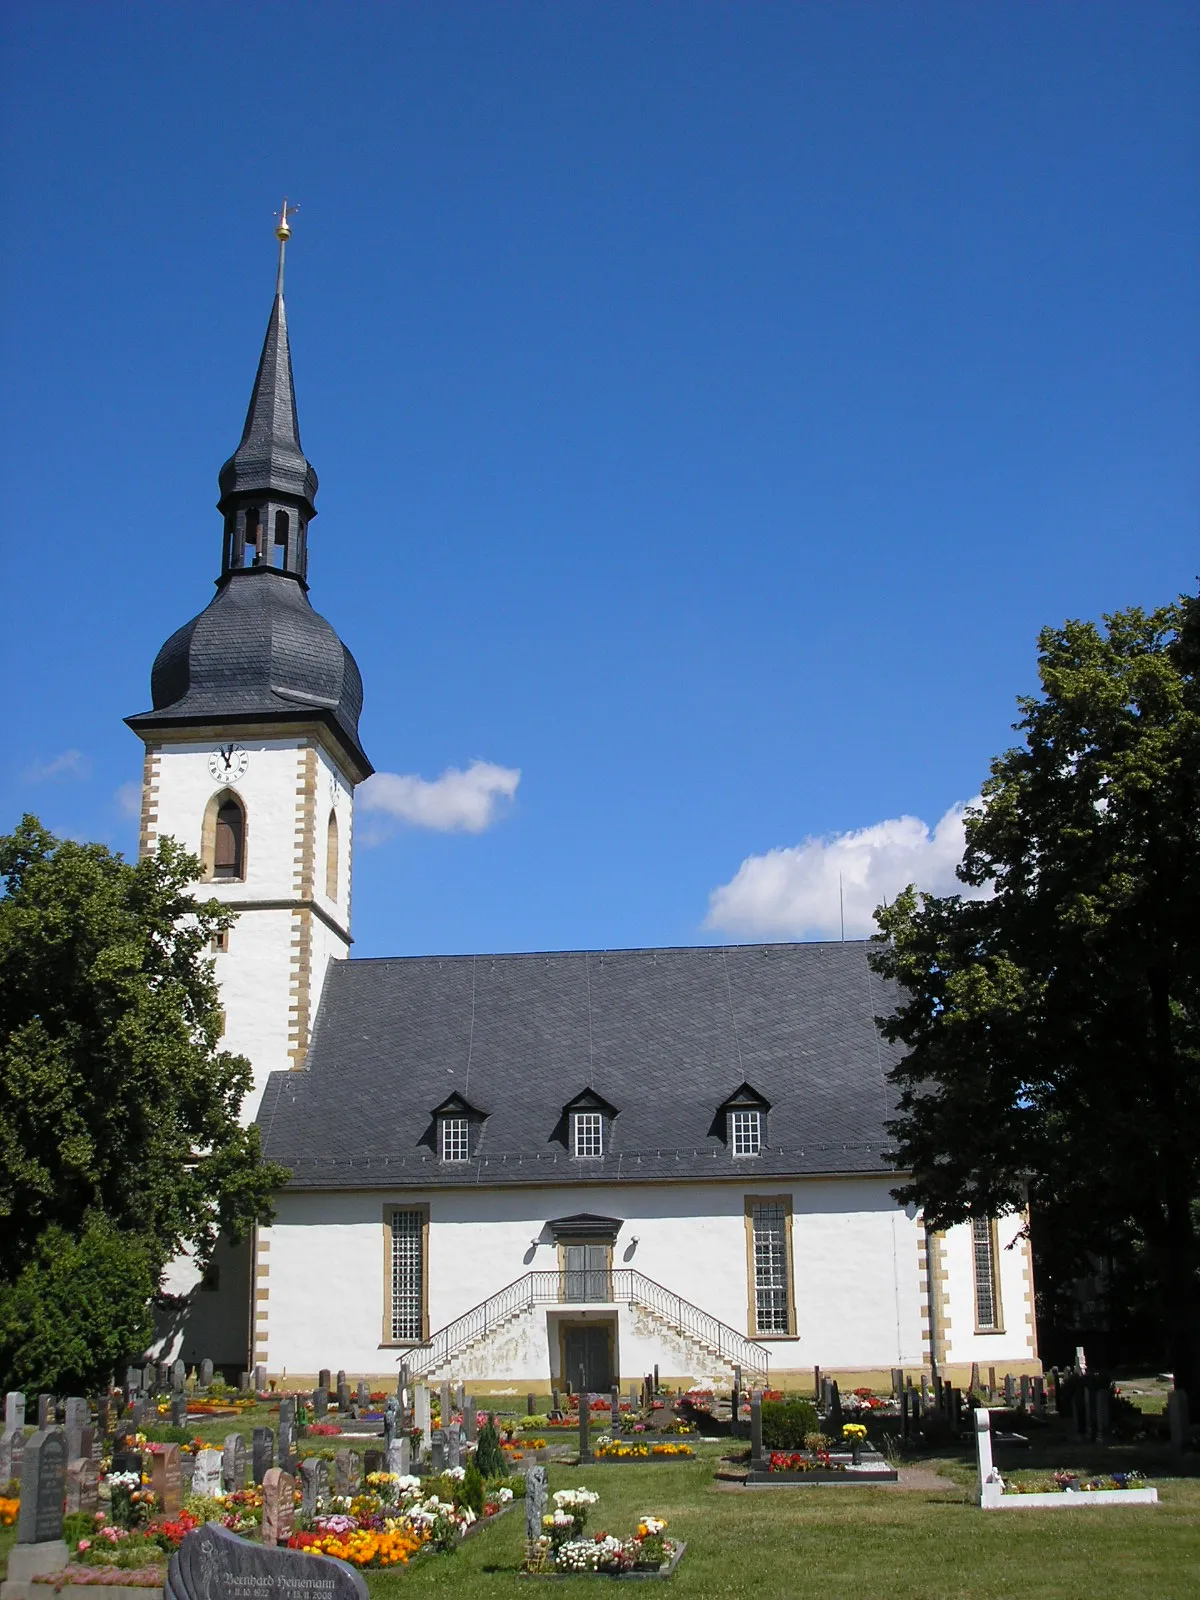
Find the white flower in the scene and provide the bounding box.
[496,1487,513,1504]
[446,1465,466,1481]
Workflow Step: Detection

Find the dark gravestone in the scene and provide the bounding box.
[199,1360,214,1389]
[158,1362,172,1393]
[37,1395,55,1429]
[252,1428,274,1486]
[1033,1375,1046,1414]
[318,1369,332,1391]
[222,1432,247,1491]
[578,1391,591,1463]
[430,1429,445,1475]
[526,1464,548,1542]
[969,1363,980,1395]
[152,1444,184,1518]
[527,1394,536,1416]
[253,1366,267,1393]
[337,1383,352,1415]
[447,1424,461,1470]
[355,1382,370,1410]
[172,1360,186,1394]
[300,1457,327,1518]
[383,1396,397,1450]
[239,1372,251,1395]
[261,1468,295,1547]
[112,1448,143,1480]
[829,1382,844,1434]
[363,1449,382,1477]
[347,1451,362,1494]
[334,1451,352,1497]
[277,1397,295,1466]
[313,1387,329,1420]
[18,1428,67,1544]
[95,1397,112,1438]
[750,1392,763,1463]
[171,1396,188,1428]
[166,1524,367,1600]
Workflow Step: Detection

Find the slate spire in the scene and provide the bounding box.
[216,202,318,579]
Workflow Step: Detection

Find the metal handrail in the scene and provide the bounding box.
[405,1268,770,1382]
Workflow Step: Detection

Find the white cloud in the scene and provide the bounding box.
[705,798,986,940]
[23,749,90,783]
[359,760,520,835]
[114,782,142,818]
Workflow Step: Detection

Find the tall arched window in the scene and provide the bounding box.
[215,798,245,879]
[325,808,339,899]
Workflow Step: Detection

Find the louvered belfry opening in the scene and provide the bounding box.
[214,798,245,880]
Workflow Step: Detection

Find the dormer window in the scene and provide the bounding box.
[730,1108,762,1156]
[714,1081,771,1157]
[572,1111,604,1159]
[440,1115,470,1162]
[429,1093,487,1164]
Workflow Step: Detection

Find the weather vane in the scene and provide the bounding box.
[274,197,298,294]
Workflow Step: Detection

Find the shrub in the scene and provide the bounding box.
[475,1415,505,1480]
[459,1461,485,1518]
[760,1399,819,1450]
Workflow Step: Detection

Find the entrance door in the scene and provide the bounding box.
[563,1324,613,1393]
[562,1243,611,1303]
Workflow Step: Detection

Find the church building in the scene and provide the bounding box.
[127,221,1040,1391]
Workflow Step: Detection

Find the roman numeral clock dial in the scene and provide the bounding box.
[208,744,249,783]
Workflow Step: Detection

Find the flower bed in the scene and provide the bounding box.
[33,1565,167,1588]
[593,1440,694,1460]
[525,1492,683,1578]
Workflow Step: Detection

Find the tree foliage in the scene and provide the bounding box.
[872,599,1200,1396]
[0,817,289,1290]
[0,1217,156,1393]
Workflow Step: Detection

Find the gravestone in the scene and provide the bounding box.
[334,1450,352,1496]
[1003,1374,1015,1407]
[430,1428,445,1474]
[526,1464,548,1542]
[63,1397,88,1463]
[95,1396,112,1437]
[239,1372,251,1394]
[199,1359,214,1389]
[455,1383,465,1415]
[384,1439,404,1477]
[439,1382,452,1428]
[337,1383,352,1415]
[363,1449,382,1477]
[528,1394,536,1416]
[158,1362,172,1393]
[17,1427,68,1544]
[551,1389,561,1416]
[1075,1346,1087,1375]
[1167,1388,1189,1455]
[1033,1376,1046,1414]
[1095,1387,1112,1441]
[300,1457,327,1518]
[347,1451,362,1493]
[112,1447,142,1480]
[896,1367,908,1398]
[829,1381,844,1434]
[278,1397,295,1466]
[37,1395,54,1429]
[171,1395,188,1428]
[318,1369,332,1391]
[820,1376,833,1413]
[65,1456,99,1514]
[313,1387,328,1420]
[0,1429,24,1486]
[383,1396,398,1449]
[577,1393,591,1464]
[78,1426,96,1466]
[447,1423,461,1470]
[749,1392,763,1463]
[261,1468,295,1547]
[464,1396,478,1444]
[125,1366,140,1399]
[610,1385,621,1424]
[414,1385,431,1445]
[253,1365,267,1393]
[172,1360,186,1394]
[356,1381,370,1410]
[396,1438,409,1477]
[222,1432,246,1491]
[152,1444,183,1517]
[1019,1375,1031,1411]
[164,1523,368,1600]
[252,1427,274,1485]
[5,1392,25,1432]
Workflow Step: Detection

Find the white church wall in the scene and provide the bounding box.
[939,1213,1038,1369]
[257,1177,938,1383]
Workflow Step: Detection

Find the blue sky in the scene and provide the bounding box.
[2,2,1196,955]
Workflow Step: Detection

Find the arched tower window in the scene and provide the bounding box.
[202,789,247,881]
[325,808,339,899]
[273,509,289,569]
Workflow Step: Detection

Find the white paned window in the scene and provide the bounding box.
[390,1209,424,1341]
[730,1109,762,1156]
[440,1116,470,1162]
[972,1216,1000,1330]
[572,1111,604,1158]
[751,1201,791,1334]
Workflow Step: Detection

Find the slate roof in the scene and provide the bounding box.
[125,567,372,780]
[256,941,904,1189]
[218,291,318,516]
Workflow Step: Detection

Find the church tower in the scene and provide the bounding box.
[127,209,372,1114]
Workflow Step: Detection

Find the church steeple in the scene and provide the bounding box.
[217,201,318,581]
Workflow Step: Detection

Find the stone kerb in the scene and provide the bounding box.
[973,1408,1158,1510]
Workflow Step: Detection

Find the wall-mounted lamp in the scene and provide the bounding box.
[529,1237,541,1248]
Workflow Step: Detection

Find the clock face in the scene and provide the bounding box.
[208,744,249,784]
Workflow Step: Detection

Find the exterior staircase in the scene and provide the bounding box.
[407,1268,770,1385]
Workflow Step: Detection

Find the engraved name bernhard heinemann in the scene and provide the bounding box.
[222,1583,336,1592]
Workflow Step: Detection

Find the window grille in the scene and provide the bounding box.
[730,1109,762,1156]
[752,1201,790,1334]
[972,1217,999,1329]
[572,1111,604,1158]
[390,1209,424,1341]
[440,1116,470,1162]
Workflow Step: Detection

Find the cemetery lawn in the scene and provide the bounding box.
[367,1456,1200,1600]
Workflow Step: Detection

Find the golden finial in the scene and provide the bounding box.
[273,198,297,295]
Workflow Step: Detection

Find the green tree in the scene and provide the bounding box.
[0,816,288,1291]
[872,598,1200,1401]
[0,1217,156,1392]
